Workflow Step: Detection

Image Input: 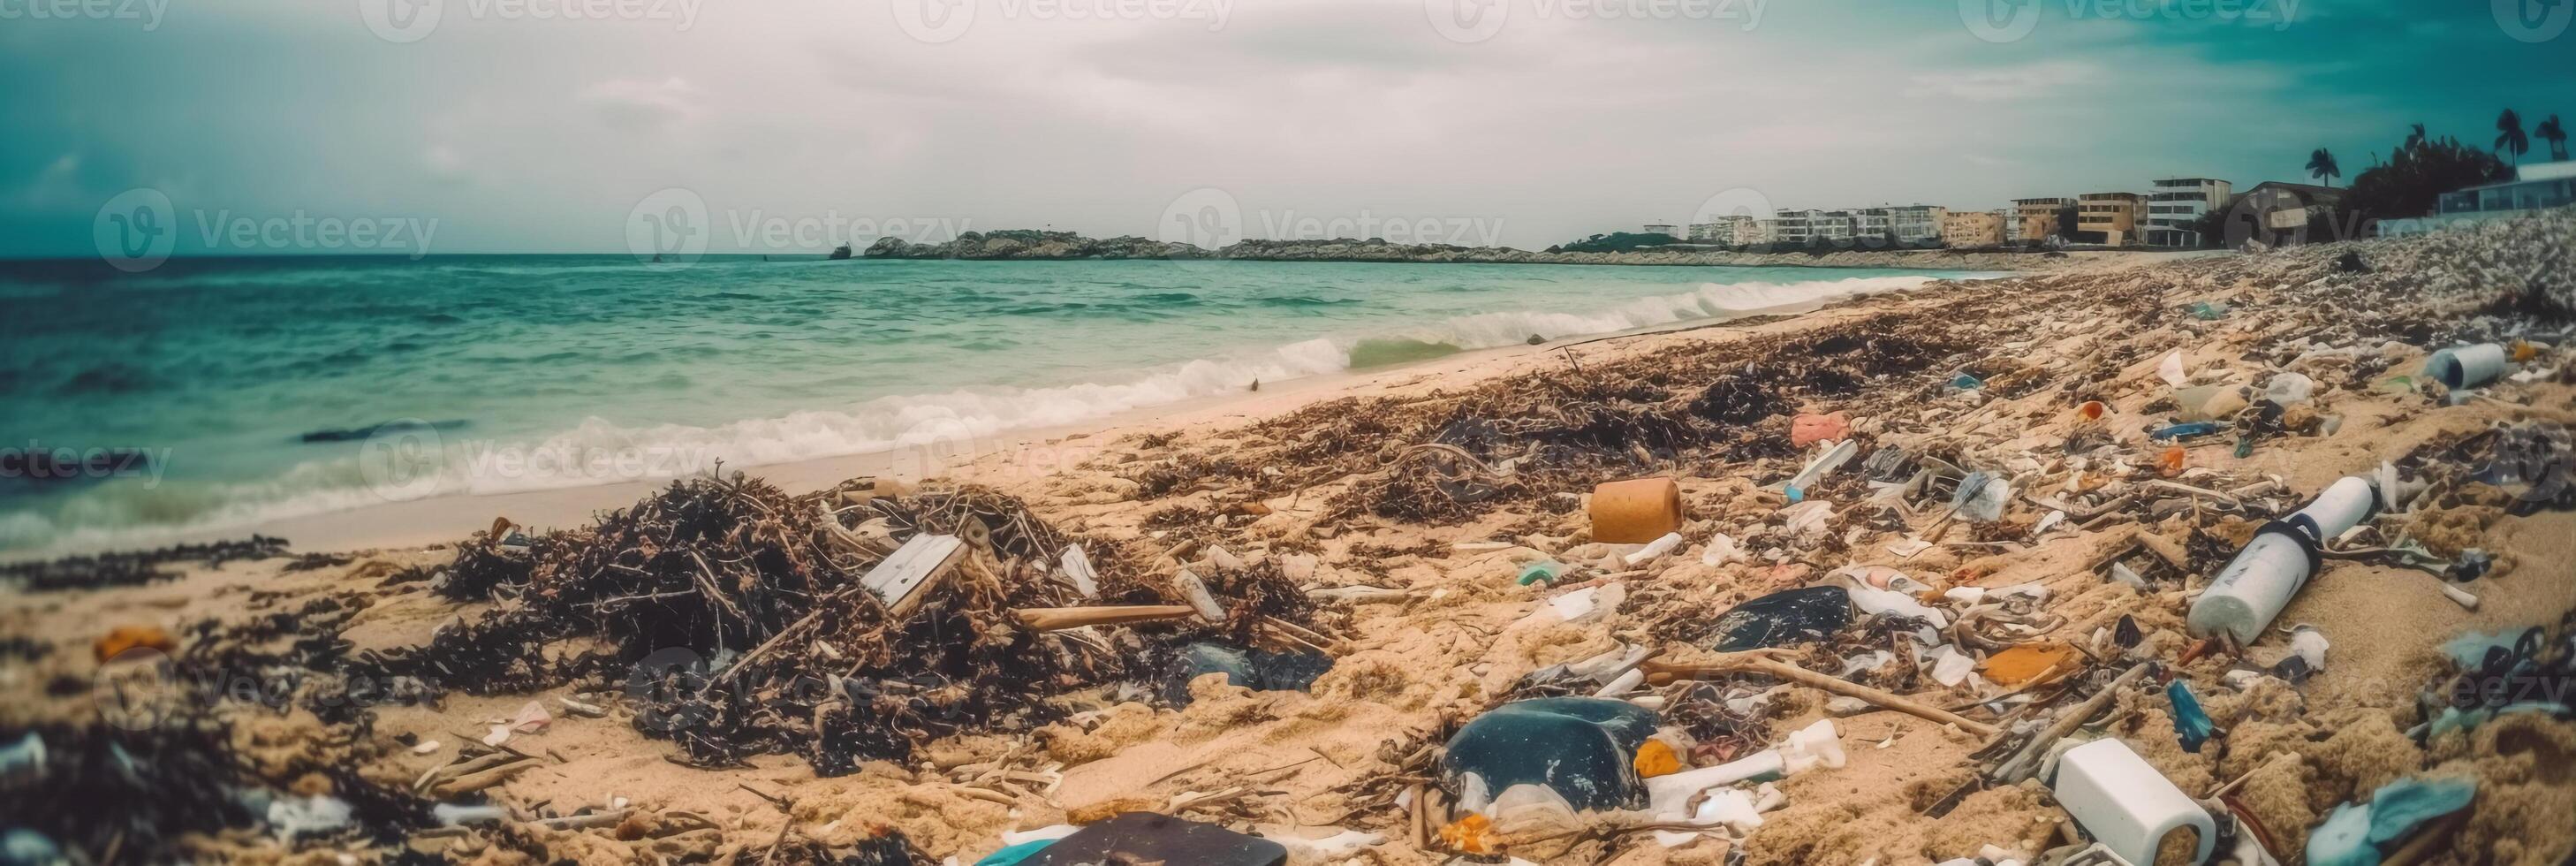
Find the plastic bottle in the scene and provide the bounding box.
[2188,476,2376,643]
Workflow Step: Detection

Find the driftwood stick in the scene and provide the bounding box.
[1992,662,2152,783]
[1644,656,1999,737]
[1013,605,1200,631]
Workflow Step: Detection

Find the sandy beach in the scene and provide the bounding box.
[5,214,2573,865]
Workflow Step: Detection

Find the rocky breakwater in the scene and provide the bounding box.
[864,230,2085,270]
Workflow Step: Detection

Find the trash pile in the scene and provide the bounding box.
[355,474,1340,777]
[1163,211,2576,863]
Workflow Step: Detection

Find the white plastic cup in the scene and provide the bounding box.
[2422,343,2508,390]
[2188,531,2313,644]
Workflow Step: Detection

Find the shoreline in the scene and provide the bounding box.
[860,230,2202,271]
[5,212,2574,863]
[2,274,1984,562]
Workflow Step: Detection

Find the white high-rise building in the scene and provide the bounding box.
[2146,178,2231,247]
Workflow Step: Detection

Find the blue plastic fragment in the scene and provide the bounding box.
[2306,801,2378,866]
[2167,680,2215,753]
[2364,776,2477,845]
[1951,373,1983,391]
[2149,422,2224,441]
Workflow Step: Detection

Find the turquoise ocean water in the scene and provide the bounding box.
[0,254,1988,554]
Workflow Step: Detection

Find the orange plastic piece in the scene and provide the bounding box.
[1589,477,1684,543]
[1440,813,1496,854]
[2157,445,2186,477]
[94,625,176,662]
[2077,400,2107,422]
[1789,412,1852,448]
[1633,740,1681,779]
[1981,643,2083,687]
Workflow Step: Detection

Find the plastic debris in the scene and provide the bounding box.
[2307,775,2479,866]
[2156,350,2188,387]
[1516,559,1565,586]
[1708,586,1852,652]
[1950,471,2010,523]
[2423,343,2508,390]
[1590,477,1684,543]
[264,794,352,840]
[1442,697,1660,813]
[2051,739,2216,865]
[1790,411,1852,448]
[1017,812,1286,866]
[1699,533,1744,566]
[1622,531,1684,566]
[2167,680,2215,753]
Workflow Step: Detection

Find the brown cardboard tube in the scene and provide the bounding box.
[1590,476,1684,543]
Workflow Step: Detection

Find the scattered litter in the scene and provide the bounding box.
[1590,477,1684,543]
[2051,739,2216,865]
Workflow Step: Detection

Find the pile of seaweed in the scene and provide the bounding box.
[0,535,291,591]
[0,718,436,863]
[357,474,1171,775]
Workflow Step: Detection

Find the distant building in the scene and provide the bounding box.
[2010,198,2076,247]
[1769,210,1819,245]
[2216,182,2348,247]
[2146,178,2231,247]
[2076,193,2146,246]
[1687,216,1761,246]
[1642,224,1682,239]
[1810,209,1857,244]
[1940,210,2005,248]
[1883,205,1946,247]
[2382,160,2576,236]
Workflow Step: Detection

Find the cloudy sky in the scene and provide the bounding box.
[3,0,2570,257]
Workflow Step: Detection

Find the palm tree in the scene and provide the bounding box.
[2307,148,2341,186]
[2496,109,2529,165]
[2405,123,2428,149]
[2539,115,2569,162]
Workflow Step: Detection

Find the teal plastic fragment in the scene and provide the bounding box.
[2306,801,2377,866]
[2440,629,2520,667]
[2167,680,2215,753]
[2364,776,2476,845]
[1517,560,1565,586]
[976,839,1056,866]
